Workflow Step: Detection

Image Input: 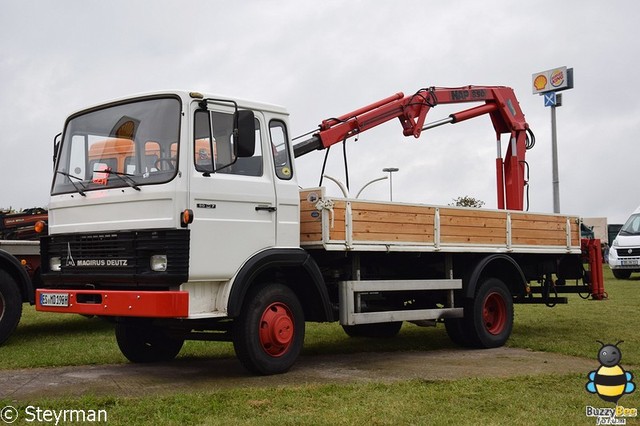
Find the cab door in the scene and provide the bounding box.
[188,105,276,281]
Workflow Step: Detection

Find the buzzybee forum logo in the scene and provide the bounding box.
[585,341,637,424]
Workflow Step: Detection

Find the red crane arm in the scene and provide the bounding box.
[293,86,531,211]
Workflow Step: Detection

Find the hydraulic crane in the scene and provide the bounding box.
[293,86,533,211]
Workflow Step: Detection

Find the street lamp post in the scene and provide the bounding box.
[355,176,388,199]
[382,167,399,201]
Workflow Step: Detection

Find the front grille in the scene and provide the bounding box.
[617,247,640,257]
[41,229,189,288]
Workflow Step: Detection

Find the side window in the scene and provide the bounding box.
[194,110,263,177]
[269,120,293,180]
[194,110,214,173]
[68,135,87,179]
[228,117,263,177]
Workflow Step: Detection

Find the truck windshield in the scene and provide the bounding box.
[620,213,640,236]
[52,97,181,195]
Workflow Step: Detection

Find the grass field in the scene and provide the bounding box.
[1,267,639,425]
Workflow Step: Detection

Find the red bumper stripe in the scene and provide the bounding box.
[36,289,189,318]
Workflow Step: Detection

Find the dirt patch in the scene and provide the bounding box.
[0,347,601,401]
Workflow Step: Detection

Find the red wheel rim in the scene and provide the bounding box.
[483,292,507,335]
[259,302,295,357]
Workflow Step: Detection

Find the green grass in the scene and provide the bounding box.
[1,267,639,425]
[509,267,640,365]
[3,374,639,425]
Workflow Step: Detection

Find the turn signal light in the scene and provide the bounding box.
[34,220,46,234]
[181,209,194,227]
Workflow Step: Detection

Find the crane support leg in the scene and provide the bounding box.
[582,238,606,300]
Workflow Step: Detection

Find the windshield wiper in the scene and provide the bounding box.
[56,171,87,196]
[100,169,141,191]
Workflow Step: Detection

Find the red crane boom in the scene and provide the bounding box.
[293,86,532,211]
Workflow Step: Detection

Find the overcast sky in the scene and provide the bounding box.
[1,0,638,223]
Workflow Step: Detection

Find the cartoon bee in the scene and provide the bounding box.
[586,340,635,403]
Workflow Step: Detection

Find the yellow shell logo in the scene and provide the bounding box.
[534,74,547,91]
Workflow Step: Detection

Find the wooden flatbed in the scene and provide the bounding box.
[300,188,581,254]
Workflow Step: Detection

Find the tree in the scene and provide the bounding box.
[450,195,485,208]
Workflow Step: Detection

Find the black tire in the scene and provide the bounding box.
[115,319,184,363]
[612,269,632,279]
[466,278,514,348]
[233,283,304,375]
[0,270,22,346]
[342,321,402,338]
[444,316,476,347]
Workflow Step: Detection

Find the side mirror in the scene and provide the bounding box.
[234,110,255,158]
[53,132,62,169]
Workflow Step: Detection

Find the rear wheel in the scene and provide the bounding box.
[0,270,22,346]
[115,319,184,363]
[468,278,513,348]
[444,316,475,347]
[445,278,513,348]
[233,283,304,375]
[342,322,402,338]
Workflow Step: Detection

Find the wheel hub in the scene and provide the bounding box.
[259,302,294,357]
[483,292,507,335]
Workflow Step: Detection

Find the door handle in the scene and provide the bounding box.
[255,205,277,212]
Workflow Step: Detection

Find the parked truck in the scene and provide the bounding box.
[35,86,602,374]
[608,205,640,279]
[0,209,47,345]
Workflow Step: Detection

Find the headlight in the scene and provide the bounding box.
[612,239,618,247]
[50,256,61,272]
[150,255,168,272]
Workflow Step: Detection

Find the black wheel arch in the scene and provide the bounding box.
[227,248,334,322]
[464,254,527,299]
[0,249,33,304]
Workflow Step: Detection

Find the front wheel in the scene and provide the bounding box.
[612,269,632,279]
[115,319,184,363]
[0,270,22,346]
[233,283,304,375]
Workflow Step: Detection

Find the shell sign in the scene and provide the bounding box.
[532,66,573,94]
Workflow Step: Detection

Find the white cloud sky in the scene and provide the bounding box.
[1,0,638,223]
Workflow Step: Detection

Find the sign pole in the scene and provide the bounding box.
[532,66,573,214]
[550,103,560,213]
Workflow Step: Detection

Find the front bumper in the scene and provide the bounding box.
[608,246,640,270]
[36,289,189,317]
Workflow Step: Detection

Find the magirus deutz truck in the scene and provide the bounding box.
[36,86,604,374]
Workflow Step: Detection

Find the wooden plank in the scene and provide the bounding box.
[351,209,435,225]
[353,222,433,235]
[352,232,434,243]
[440,215,506,229]
[511,220,565,231]
[441,235,508,245]
[439,208,507,219]
[350,202,437,215]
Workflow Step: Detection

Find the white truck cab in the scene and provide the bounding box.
[608,205,640,279]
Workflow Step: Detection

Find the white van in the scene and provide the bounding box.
[609,205,640,279]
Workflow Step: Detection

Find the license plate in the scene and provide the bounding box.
[40,293,69,307]
[621,259,639,266]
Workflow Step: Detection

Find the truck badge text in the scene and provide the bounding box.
[75,259,128,267]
